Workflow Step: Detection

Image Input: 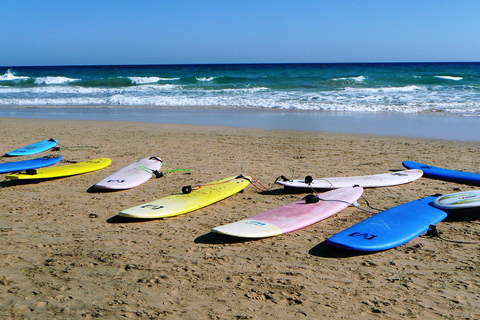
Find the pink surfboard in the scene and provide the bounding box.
[211,186,363,238]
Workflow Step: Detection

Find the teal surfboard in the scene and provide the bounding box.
[4,139,58,157]
[327,196,447,252]
[0,155,63,174]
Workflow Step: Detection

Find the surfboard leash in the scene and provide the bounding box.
[160,162,192,177]
[422,224,480,244]
[53,144,99,151]
[275,174,383,213]
[249,177,269,191]
[137,162,192,178]
[180,174,252,194]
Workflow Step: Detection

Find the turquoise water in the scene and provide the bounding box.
[1,63,480,115]
[1,63,480,141]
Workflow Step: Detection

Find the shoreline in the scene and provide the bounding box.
[0,107,480,142]
[1,117,480,319]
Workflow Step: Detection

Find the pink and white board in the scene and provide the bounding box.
[94,156,162,190]
[211,186,363,238]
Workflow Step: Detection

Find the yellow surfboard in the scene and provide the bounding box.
[119,175,251,219]
[5,158,111,180]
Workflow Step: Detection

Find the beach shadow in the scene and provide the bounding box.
[194,232,259,244]
[261,186,333,195]
[107,215,159,224]
[258,187,289,195]
[0,179,43,187]
[308,240,377,258]
[87,185,124,193]
[444,208,480,222]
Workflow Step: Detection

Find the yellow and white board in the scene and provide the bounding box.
[119,175,251,219]
[5,158,111,180]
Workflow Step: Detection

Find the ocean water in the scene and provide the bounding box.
[1,63,480,141]
[1,62,480,114]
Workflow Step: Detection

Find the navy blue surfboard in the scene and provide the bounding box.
[403,160,480,185]
[327,196,447,252]
[0,155,63,174]
[4,139,58,157]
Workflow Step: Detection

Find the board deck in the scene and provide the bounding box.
[212,186,363,238]
[5,158,111,180]
[275,169,423,189]
[327,196,448,252]
[119,175,251,219]
[433,190,480,209]
[403,160,480,185]
[94,156,163,190]
[4,139,58,157]
[0,155,63,174]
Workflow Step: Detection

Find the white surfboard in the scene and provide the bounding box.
[275,169,423,189]
[433,190,480,209]
[94,156,163,190]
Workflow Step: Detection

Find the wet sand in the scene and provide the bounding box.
[1,117,479,319]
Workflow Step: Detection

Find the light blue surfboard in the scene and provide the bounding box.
[403,160,480,185]
[326,196,447,252]
[0,155,63,174]
[4,139,58,157]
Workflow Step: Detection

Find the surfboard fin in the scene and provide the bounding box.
[304,175,313,185]
[152,170,163,178]
[425,225,440,238]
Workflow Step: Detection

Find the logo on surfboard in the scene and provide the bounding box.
[348,232,377,240]
[245,220,266,226]
[140,204,164,210]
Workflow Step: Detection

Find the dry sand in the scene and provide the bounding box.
[1,117,479,319]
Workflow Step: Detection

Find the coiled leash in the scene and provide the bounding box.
[138,157,191,179]
[161,162,191,177]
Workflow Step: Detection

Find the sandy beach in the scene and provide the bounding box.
[1,116,480,319]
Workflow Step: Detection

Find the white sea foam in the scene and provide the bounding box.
[435,75,463,81]
[34,76,80,85]
[158,77,180,81]
[1,74,479,116]
[196,77,216,82]
[129,77,162,84]
[203,87,269,94]
[0,69,29,81]
[332,76,365,83]
[343,85,422,93]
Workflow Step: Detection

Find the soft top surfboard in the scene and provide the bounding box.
[212,186,363,238]
[403,160,480,185]
[119,175,251,219]
[433,190,480,209]
[327,196,448,252]
[95,156,163,190]
[276,169,423,189]
[5,158,111,180]
[0,155,63,174]
[4,139,58,157]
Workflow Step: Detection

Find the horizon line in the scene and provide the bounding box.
[2,61,480,69]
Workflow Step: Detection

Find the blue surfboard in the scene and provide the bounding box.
[326,196,447,252]
[403,160,480,185]
[3,139,58,157]
[0,155,63,174]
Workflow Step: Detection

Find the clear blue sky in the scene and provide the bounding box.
[1,0,479,66]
